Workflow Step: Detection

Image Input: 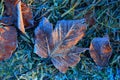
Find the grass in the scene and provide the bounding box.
[0,0,120,80]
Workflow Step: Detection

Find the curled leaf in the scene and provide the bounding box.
[17,0,25,33]
[0,26,17,61]
[21,2,33,28]
[34,17,88,73]
[0,0,33,33]
[89,36,112,66]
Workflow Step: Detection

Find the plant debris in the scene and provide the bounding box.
[90,36,112,66]
[0,0,119,78]
[0,0,33,33]
[0,26,17,61]
[34,17,88,73]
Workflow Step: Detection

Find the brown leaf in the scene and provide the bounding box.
[89,36,112,66]
[0,0,18,25]
[0,16,14,25]
[34,17,53,58]
[51,46,88,73]
[0,26,17,61]
[34,17,88,73]
[0,0,33,32]
[51,19,87,55]
[3,0,18,16]
[21,2,33,29]
[85,11,95,26]
[17,1,25,33]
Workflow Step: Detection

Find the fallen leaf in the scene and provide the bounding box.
[3,0,18,16]
[17,0,25,33]
[0,0,18,26]
[89,36,112,66]
[21,2,33,29]
[34,17,88,73]
[0,16,14,25]
[85,11,95,26]
[0,0,33,32]
[0,26,17,61]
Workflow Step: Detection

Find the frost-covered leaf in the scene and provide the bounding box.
[17,1,25,33]
[51,46,88,73]
[34,17,53,58]
[21,2,33,29]
[0,0,33,33]
[89,36,112,66]
[0,26,17,61]
[34,17,88,73]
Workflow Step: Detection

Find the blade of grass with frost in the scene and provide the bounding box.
[17,0,25,34]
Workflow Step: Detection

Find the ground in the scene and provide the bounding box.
[0,0,120,80]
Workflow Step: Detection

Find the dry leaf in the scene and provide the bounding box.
[3,0,18,16]
[89,36,112,66]
[21,2,33,29]
[85,11,95,26]
[0,0,33,32]
[0,16,14,25]
[0,0,18,25]
[17,0,25,33]
[0,26,17,61]
[34,17,88,73]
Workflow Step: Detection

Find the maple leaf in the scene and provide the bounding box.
[34,17,88,73]
[0,26,17,61]
[89,36,112,66]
